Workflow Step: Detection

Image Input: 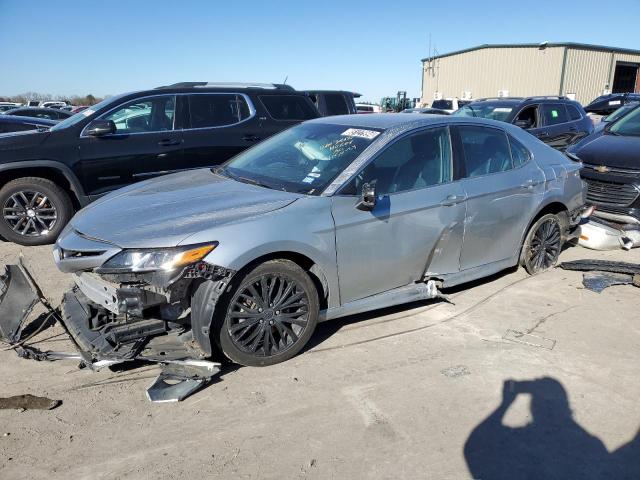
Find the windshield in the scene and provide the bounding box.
[453,104,514,122]
[608,104,640,136]
[219,123,382,195]
[605,102,639,122]
[50,95,123,131]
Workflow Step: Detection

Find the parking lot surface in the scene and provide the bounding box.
[1,242,639,479]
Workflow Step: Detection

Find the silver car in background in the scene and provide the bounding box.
[47,114,586,368]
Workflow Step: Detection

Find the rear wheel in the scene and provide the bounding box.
[520,213,563,275]
[216,260,319,367]
[0,177,74,246]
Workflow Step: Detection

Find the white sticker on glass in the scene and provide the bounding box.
[341,128,380,140]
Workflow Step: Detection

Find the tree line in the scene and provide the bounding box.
[0,92,105,106]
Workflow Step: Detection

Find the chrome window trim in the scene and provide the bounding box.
[79,92,256,138]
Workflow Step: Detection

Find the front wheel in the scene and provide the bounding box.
[215,260,319,367]
[520,213,563,275]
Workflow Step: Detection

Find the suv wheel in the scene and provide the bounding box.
[520,213,562,275]
[0,177,74,246]
[215,259,319,367]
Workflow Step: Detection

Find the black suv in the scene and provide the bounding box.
[584,92,640,116]
[567,103,640,225]
[453,96,593,150]
[303,90,359,116]
[0,82,319,245]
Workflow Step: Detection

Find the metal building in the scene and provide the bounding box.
[421,43,640,106]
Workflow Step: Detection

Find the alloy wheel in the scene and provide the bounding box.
[2,190,58,237]
[226,274,310,357]
[526,218,561,273]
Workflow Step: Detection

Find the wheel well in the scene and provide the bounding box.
[0,167,81,210]
[531,202,570,232]
[236,251,330,311]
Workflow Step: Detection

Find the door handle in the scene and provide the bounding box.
[520,179,542,189]
[242,135,261,142]
[158,138,181,147]
[439,194,466,206]
[535,131,549,138]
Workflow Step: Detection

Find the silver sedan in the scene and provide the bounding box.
[42,114,588,368]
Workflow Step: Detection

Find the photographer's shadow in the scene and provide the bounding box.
[464,377,639,480]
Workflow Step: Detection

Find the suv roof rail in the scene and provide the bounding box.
[523,95,569,101]
[156,82,295,90]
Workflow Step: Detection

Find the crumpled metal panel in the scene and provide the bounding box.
[0,265,39,343]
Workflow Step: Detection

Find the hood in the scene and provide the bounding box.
[0,130,50,151]
[572,133,640,170]
[70,169,300,248]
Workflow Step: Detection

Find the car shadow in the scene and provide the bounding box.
[464,377,640,479]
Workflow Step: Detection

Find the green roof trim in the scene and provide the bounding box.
[420,42,640,62]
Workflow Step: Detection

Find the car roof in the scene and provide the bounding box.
[7,107,64,113]
[0,115,56,125]
[308,113,510,130]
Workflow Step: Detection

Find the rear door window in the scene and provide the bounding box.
[458,126,513,178]
[541,104,569,125]
[324,94,350,115]
[187,94,250,128]
[508,135,531,167]
[432,100,453,110]
[260,95,317,120]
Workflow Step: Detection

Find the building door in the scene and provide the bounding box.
[612,63,639,93]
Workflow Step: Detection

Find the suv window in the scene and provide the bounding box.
[324,94,349,115]
[260,95,317,121]
[509,135,531,167]
[188,94,250,128]
[459,126,513,177]
[566,104,582,121]
[513,105,539,128]
[102,96,175,133]
[351,127,452,195]
[542,104,568,125]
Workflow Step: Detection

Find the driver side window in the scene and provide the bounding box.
[101,95,175,134]
[514,105,538,129]
[345,127,452,195]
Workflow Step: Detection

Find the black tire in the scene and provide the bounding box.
[214,259,319,367]
[0,177,74,246]
[520,213,563,275]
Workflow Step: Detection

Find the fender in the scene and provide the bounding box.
[0,160,90,206]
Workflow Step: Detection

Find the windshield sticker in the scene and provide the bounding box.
[341,128,380,140]
[494,108,512,112]
[551,110,559,118]
[81,109,95,117]
[609,100,621,106]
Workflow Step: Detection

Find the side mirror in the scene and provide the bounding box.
[356,182,377,211]
[85,119,116,137]
[514,119,532,129]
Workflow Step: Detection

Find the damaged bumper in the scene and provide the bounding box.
[0,261,228,402]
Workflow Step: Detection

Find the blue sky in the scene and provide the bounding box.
[1,0,639,103]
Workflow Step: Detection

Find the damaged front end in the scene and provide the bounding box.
[1,233,236,402]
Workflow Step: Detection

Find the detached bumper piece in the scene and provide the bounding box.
[0,264,39,343]
[147,360,220,402]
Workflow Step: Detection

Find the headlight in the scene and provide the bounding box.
[98,243,217,273]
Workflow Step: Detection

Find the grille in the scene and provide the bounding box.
[585,178,639,207]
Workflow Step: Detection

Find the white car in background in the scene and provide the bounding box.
[356,103,381,114]
[431,98,472,113]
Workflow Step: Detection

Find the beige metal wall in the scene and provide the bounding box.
[562,49,640,103]
[421,46,565,105]
[421,46,640,106]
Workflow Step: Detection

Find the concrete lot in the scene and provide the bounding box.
[0,241,638,479]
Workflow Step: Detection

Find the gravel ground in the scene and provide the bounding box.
[1,240,639,479]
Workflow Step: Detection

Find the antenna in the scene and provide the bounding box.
[283,75,288,85]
